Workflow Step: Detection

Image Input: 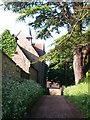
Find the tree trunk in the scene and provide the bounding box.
[82,44,90,74]
[73,44,90,85]
[73,49,83,85]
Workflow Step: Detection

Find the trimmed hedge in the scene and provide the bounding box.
[2,79,46,119]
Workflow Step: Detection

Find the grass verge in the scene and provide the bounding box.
[64,77,90,118]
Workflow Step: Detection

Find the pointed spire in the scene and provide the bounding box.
[26,27,33,44]
[29,27,33,44]
[29,27,32,36]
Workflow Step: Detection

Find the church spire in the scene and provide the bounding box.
[26,27,33,44]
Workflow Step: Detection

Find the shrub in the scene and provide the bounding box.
[2,79,46,120]
[64,78,90,118]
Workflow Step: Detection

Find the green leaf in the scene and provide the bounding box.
[0,29,17,58]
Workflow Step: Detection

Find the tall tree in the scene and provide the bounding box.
[3,1,90,84]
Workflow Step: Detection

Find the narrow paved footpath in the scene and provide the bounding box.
[26,95,84,118]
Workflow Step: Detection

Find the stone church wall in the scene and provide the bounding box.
[2,51,29,81]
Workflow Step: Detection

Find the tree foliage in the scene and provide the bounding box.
[0,29,17,58]
[40,29,90,85]
[42,30,90,67]
[3,1,90,84]
[3,2,90,39]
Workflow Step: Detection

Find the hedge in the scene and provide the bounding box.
[2,79,46,120]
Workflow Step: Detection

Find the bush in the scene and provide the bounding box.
[64,78,90,118]
[2,79,46,120]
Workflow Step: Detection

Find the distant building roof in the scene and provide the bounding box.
[33,43,45,56]
[12,31,46,73]
[17,44,38,63]
[12,45,30,74]
[16,31,45,57]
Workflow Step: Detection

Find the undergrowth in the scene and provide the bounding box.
[64,77,90,118]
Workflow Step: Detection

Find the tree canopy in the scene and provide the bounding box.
[3,2,90,39]
[3,1,90,84]
[43,30,90,85]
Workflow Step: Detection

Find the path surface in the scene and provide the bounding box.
[26,95,84,118]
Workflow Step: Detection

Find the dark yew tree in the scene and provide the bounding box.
[3,1,90,84]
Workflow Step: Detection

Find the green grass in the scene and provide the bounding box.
[2,78,47,120]
[64,78,90,118]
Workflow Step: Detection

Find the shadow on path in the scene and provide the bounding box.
[25,95,84,119]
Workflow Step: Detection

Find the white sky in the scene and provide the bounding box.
[0,1,67,52]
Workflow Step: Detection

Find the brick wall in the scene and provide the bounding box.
[2,50,47,87]
[31,62,47,87]
[29,67,38,82]
[38,62,47,87]
[2,51,29,81]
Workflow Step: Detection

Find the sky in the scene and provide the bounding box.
[0,1,67,52]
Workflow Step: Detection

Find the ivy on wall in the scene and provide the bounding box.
[0,29,17,58]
